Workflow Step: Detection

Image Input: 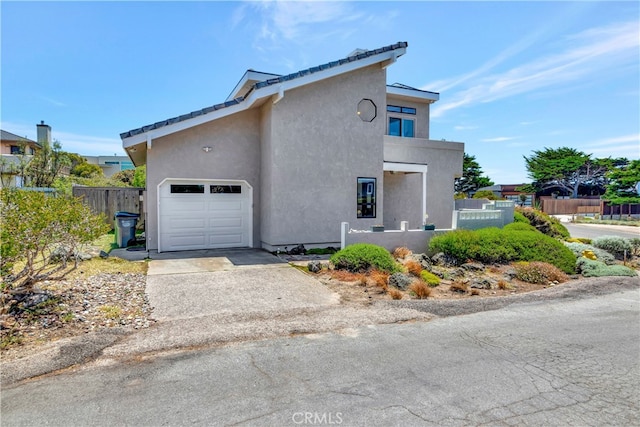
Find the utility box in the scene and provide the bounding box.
[114,211,140,248]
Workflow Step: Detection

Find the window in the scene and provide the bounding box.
[210,185,241,194]
[10,145,23,154]
[171,184,204,194]
[387,104,416,138]
[388,117,414,137]
[357,178,376,218]
[387,105,416,115]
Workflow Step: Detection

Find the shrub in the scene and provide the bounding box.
[591,236,633,260]
[503,222,537,232]
[564,242,616,265]
[630,238,640,257]
[473,190,499,200]
[330,243,399,273]
[513,212,529,223]
[515,207,570,239]
[409,281,432,299]
[1,189,109,290]
[420,270,440,287]
[513,261,569,284]
[576,258,637,277]
[429,228,576,273]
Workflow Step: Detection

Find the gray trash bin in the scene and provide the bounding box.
[114,212,140,248]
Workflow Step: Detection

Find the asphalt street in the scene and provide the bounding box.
[562,221,639,240]
[2,288,638,426]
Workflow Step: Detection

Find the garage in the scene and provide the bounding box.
[158,179,252,252]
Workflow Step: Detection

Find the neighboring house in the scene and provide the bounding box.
[0,122,48,188]
[82,155,134,177]
[475,184,535,207]
[121,41,464,252]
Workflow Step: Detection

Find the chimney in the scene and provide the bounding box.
[36,120,51,144]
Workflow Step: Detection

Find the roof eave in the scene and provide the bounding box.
[386,85,439,103]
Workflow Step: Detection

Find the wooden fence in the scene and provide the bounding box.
[73,186,144,229]
[540,197,601,215]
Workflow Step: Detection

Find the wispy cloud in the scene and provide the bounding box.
[586,134,640,158]
[431,20,639,118]
[481,136,519,142]
[454,125,478,131]
[40,96,66,107]
[0,121,123,156]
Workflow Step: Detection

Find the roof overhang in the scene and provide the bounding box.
[226,70,282,102]
[386,85,439,103]
[122,45,408,165]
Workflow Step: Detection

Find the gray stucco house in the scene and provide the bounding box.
[121,41,464,252]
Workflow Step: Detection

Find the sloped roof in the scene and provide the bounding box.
[120,42,408,140]
[1,129,38,144]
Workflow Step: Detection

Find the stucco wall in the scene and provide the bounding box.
[383,171,422,229]
[145,109,261,250]
[260,64,388,248]
[384,137,464,229]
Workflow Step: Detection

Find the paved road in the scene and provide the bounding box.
[562,222,639,240]
[2,289,638,426]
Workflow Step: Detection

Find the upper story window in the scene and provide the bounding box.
[387,105,416,138]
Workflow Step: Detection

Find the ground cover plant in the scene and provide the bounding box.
[564,242,616,265]
[513,262,569,284]
[576,258,637,277]
[591,235,633,260]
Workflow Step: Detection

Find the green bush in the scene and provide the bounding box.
[591,235,633,260]
[564,242,616,265]
[513,261,569,284]
[1,189,109,289]
[473,190,499,200]
[515,207,570,239]
[576,258,637,277]
[513,212,529,223]
[503,222,537,232]
[330,243,399,273]
[429,228,576,273]
[420,270,440,287]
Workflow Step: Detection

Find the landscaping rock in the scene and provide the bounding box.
[288,244,307,255]
[504,268,518,280]
[410,253,432,271]
[307,261,322,273]
[470,278,493,290]
[431,252,457,267]
[389,273,413,290]
[461,262,485,272]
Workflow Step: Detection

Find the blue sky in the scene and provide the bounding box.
[2,1,638,184]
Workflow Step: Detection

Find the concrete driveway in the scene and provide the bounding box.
[144,249,339,322]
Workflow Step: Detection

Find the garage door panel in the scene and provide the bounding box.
[159,180,251,252]
[210,217,243,228]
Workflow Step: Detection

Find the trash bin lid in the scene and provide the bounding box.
[114,211,140,218]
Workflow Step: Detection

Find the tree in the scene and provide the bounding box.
[68,153,104,179]
[603,160,640,218]
[112,169,135,185]
[455,154,494,196]
[523,147,618,198]
[25,140,71,187]
[132,165,146,188]
[473,190,499,200]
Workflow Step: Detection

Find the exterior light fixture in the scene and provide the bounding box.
[357,98,377,122]
[202,146,213,152]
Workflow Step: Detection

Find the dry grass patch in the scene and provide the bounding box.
[497,280,512,290]
[409,280,432,299]
[404,260,423,277]
[368,270,390,291]
[66,257,147,279]
[450,282,468,294]
[393,247,412,260]
[388,288,403,300]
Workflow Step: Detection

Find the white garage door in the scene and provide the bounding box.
[158,180,252,252]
